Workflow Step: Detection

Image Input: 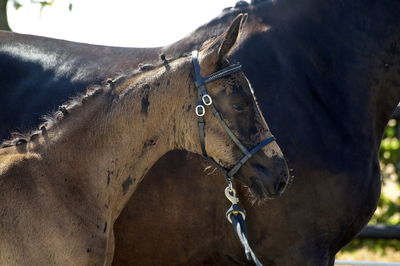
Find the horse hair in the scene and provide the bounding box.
[0,52,185,149]
[0,21,240,150]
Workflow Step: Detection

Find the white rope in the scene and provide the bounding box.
[235,222,263,266]
[335,260,400,266]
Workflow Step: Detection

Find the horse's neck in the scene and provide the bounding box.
[317,0,400,138]
[37,60,197,218]
[252,0,400,139]
[173,0,400,134]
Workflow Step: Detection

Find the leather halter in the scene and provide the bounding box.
[192,50,276,180]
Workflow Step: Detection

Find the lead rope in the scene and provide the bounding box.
[225,180,263,266]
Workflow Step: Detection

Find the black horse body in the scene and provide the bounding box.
[1,0,400,265]
[0,32,162,139]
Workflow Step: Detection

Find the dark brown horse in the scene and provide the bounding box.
[112,1,400,265]
[1,0,400,265]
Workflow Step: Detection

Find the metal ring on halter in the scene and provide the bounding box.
[226,204,247,224]
[202,94,212,106]
[195,105,205,116]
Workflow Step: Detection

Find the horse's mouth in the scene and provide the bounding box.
[249,176,283,200]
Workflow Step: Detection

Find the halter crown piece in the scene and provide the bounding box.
[191,50,275,266]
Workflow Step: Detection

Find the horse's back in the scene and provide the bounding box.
[0,31,159,141]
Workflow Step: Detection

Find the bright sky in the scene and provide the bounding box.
[7,0,247,47]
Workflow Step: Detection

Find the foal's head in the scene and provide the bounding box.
[184,14,289,199]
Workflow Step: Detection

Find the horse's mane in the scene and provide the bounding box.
[222,0,270,11]
[0,85,106,149]
[0,52,190,149]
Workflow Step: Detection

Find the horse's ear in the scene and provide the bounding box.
[217,13,247,61]
[199,14,247,72]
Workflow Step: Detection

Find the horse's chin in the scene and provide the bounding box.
[234,173,284,204]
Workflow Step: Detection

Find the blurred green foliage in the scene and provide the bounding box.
[13,0,54,10]
[343,118,400,254]
[374,118,400,226]
[12,0,71,12]
[344,239,400,255]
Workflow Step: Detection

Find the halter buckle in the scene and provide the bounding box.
[195,105,205,116]
[202,94,212,106]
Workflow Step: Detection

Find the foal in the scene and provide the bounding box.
[0,15,287,265]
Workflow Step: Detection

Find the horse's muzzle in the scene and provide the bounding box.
[237,156,289,200]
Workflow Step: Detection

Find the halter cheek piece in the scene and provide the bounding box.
[191,50,275,180]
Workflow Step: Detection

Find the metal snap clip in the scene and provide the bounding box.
[195,105,205,116]
[224,185,239,205]
[202,94,212,106]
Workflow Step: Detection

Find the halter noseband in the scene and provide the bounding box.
[191,50,276,181]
